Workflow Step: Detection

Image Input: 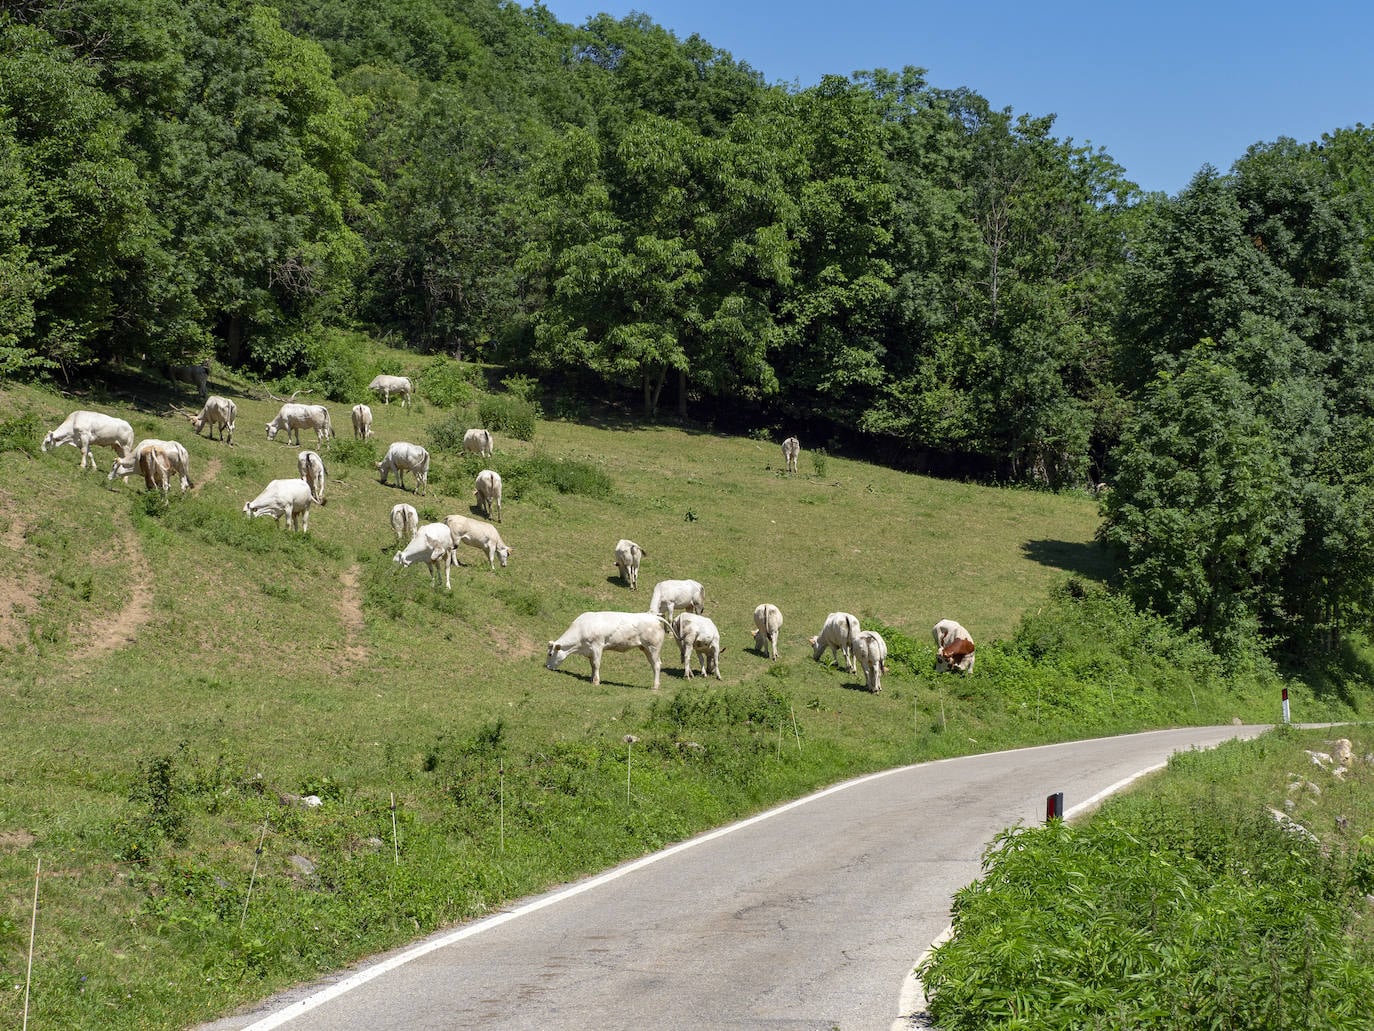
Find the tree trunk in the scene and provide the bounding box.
[677,368,687,420]
[224,315,245,366]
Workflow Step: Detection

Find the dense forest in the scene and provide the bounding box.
[4,0,1374,658]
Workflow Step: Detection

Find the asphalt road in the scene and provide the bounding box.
[202,725,1268,1031]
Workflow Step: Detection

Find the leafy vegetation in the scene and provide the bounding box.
[919,727,1374,1030]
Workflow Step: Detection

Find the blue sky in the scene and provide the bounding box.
[536,1,1370,197]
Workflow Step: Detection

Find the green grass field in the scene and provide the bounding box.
[0,365,1365,1028]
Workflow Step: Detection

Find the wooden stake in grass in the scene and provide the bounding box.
[23,857,39,1031]
[390,793,399,866]
[623,735,637,805]
[240,820,269,930]
[499,766,505,853]
[791,706,802,752]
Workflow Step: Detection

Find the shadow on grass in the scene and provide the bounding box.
[1279,634,1374,711]
[1020,539,1113,581]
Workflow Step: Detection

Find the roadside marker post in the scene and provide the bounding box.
[1282,687,1290,725]
[1045,792,1064,823]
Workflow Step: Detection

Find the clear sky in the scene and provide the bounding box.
[535,1,1371,197]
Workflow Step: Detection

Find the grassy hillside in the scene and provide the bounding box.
[0,365,1364,1029]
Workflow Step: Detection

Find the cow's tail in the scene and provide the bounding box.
[323,410,334,439]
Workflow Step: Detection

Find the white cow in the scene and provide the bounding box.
[390,503,419,543]
[42,410,134,471]
[167,361,210,398]
[809,611,861,673]
[473,469,503,522]
[108,439,192,492]
[782,435,800,474]
[393,522,458,589]
[462,428,494,457]
[377,441,430,493]
[443,514,513,570]
[351,403,374,440]
[614,539,645,590]
[545,611,668,690]
[137,443,173,498]
[369,374,412,407]
[752,603,783,660]
[647,578,705,620]
[671,612,722,680]
[190,395,236,444]
[853,629,888,693]
[298,450,327,505]
[243,478,313,532]
[266,403,332,445]
[933,619,976,673]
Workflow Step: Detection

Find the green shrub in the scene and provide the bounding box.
[0,408,41,454]
[427,412,472,454]
[478,393,538,442]
[810,448,828,477]
[328,437,380,469]
[306,329,374,402]
[505,451,611,499]
[418,359,479,408]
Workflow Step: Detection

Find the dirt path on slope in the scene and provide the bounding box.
[66,527,153,665]
[197,455,222,488]
[0,495,36,650]
[337,564,370,668]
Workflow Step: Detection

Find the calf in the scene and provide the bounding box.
[351,403,374,440]
[369,374,413,407]
[298,450,327,505]
[108,439,192,492]
[137,444,173,498]
[443,514,513,570]
[462,428,494,457]
[671,612,722,680]
[752,603,783,659]
[190,395,236,444]
[243,478,313,532]
[546,611,668,690]
[782,435,800,474]
[474,469,503,522]
[933,619,976,673]
[614,539,645,590]
[377,441,430,493]
[809,611,860,673]
[647,578,705,621]
[42,410,134,471]
[853,630,888,693]
[393,523,458,589]
[390,503,419,543]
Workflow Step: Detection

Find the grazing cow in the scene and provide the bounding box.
[647,578,705,621]
[546,611,668,690]
[393,523,458,590]
[167,361,210,398]
[298,450,327,505]
[671,612,722,680]
[137,444,173,498]
[443,514,513,570]
[369,374,412,407]
[462,428,494,457]
[473,469,503,522]
[390,503,419,543]
[614,539,645,590]
[189,395,236,444]
[351,403,374,440]
[853,630,888,693]
[782,436,800,474]
[933,619,976,673]
[108,439,192,492]
[752,603,783,659]
[377,441,429,493]
[266,403,332,445]
[243,478,313,532]
[42,411,134,471]
[809,611,861,673]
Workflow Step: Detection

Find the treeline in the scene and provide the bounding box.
[4,0,1374,657]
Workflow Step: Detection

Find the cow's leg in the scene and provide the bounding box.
[649,646,661,690]
[680,640,692,678]
[588,647,602,685]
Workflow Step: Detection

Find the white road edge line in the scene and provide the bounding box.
[235,729,1239,1030]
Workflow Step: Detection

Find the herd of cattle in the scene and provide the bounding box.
[38,388,977,692]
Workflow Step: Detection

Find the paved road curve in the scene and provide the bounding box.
[203,726,1267,1031]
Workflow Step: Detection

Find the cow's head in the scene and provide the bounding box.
[266,422,279,441]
